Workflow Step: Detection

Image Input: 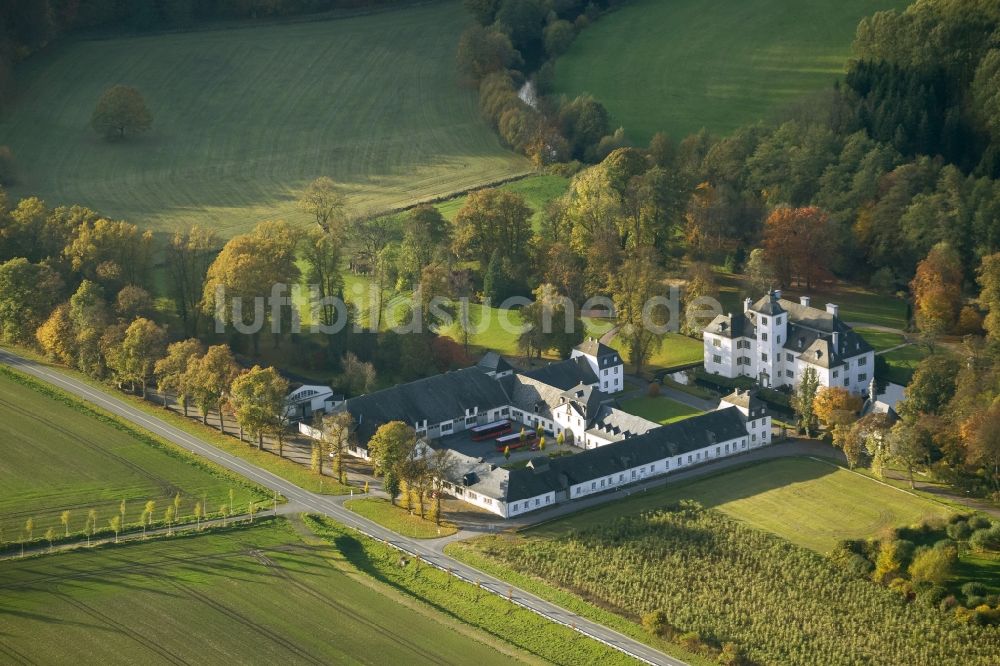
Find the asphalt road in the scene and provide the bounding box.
[0,348,683,666]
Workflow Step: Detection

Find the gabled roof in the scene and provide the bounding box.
[586,405,661,443]
[720,388,766,414]
[500,408,748,502]
[506,374,565,421]
[477,351,513,374]
[559,383,606,423]
[521,356,598,391]
[575,337,618,359]
[343,367,511,442]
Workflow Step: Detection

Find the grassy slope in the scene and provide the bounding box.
[879,344,930,385]
[436,173,570,230]
[613,332,703,372]
[0,367,266,538]
[0,3,528,237]
[856,327,906,351]
[0,519,528,665]
[344,497,457,538]
[532,458,952,553]
[618,395,702,424]
[554,0,908,141]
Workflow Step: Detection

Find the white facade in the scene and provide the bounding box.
[703,292,875,396]
[571,340,624,393]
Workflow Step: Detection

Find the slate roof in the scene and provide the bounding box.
[521,357,598,391]
[704,312,756,339]
[586,405,661,443]
[506,374,565,420]
[342,367,511,443]
[720,388,766,414]
[750,292,786,316]
[477,351,513,375]
[575,337,618,359]
[498,407,749,502]
[560,383,606,423]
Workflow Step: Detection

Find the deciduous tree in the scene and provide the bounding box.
[229,365,289,453]
[154,339,203,410]
[911,242,962,338]
[299,177,346,233]
[611,247,669,375]
[166,226,218,337]
[185,344,239,429]
[813,386,863,427]
[793,367,820,436]
[107,317,167,397]
[367,421,417,505]
[91,85,152,140]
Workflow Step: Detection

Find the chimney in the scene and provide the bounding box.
[773,289,782,300]
[800,296,811,307]
[832,331,840,353]
[826,303,839,317]
[743,297,752,313]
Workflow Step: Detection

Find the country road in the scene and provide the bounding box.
[0,348,682,666]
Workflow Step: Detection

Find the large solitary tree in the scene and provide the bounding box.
[90,85,153,140]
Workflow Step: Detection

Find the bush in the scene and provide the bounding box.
[646,382,660,397]
[641,608,671,636]
[970,525,1000,553]
[962,582,988,599]
[946,520,973,541]
[968,515,992,530]
[917,585,949,609]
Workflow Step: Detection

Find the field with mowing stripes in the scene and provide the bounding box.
[533,457,951,553]
[0,519,529,665]
[0,367,266,539]
[554,0,907,141]
[0,3,528,237]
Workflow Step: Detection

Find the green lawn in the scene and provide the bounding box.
[613,332,703,372]
[534,458,952,553]
[856,327,906,352]
[618,395,702,424]
[436,173,569,230]
[344,497,457,539]
[879,344,930,385]
[0,367,267,539]
[0,3,527,237]
[554,0,908,141]
[778,285,908,329]
[0,519,532,665]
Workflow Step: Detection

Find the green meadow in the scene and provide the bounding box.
[0,3,528,237]
[554,0,908,141]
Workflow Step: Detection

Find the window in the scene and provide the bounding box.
[512,503,518,511]
[600,479,605,487]
[619,474,625,482]
[591,482,596,490]
[665,460,669,469]
[844,377,850,387]
[844,361,850,370]
[762,316,769,326]
[441,422,453,433]
[676,457,681,466]
[713,354,722,364]
[687,455,692,463]
[752,434,756,442]
[832,370,839,378]
[715,446,721,456]
[696,452,701,460]
[574,488,580,495]
[545,496,550,504]
[465,416,476,425]
[785,370,793,378]
[725,443,730,453]
[859,373,867,382]
[858,356,868,366]
[535,499,540,506]
[713,339,721,348]
[761,353,768,362]
[650,463,656,471]
[786,353,793,362]
[777,335,781,344]
[761,332,768,342]
[501,407,509,416]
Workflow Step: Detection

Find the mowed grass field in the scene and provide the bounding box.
[0,368,264,538]
[536,458,952,553]
[0,520,526,665]
[554,0,908,141]
[0,3,528,237]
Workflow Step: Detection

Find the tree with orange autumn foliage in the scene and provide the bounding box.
[762,206,834,289]
[910,242,962,339]
[813,386,863,427]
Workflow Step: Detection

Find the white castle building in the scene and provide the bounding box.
[702,290,875,395]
